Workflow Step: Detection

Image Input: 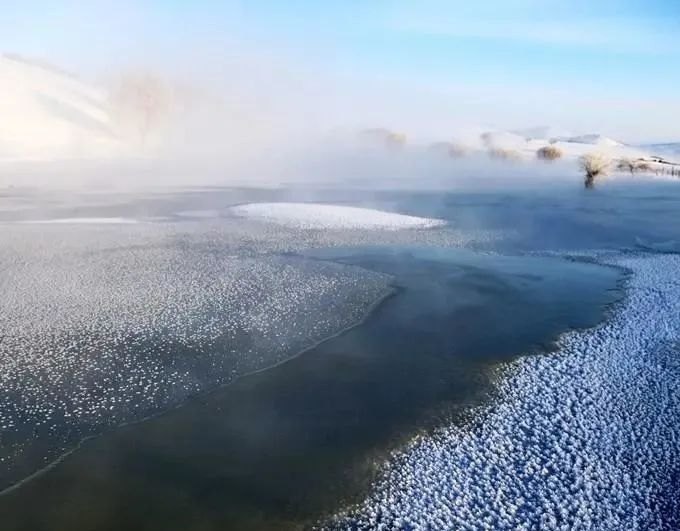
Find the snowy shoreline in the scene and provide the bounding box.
[326,252,680,530]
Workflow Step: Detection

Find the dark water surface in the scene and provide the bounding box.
[5,180,680,253]
[0,247,622,531]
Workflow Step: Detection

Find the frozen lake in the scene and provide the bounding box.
[0,180,679,530]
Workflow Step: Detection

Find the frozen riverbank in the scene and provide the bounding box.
[0,246,621,531]
[326,252,680,531]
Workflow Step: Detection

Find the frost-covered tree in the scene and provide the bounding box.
[580,153,610,188]
[109,71,172,146]
[617,158,636,175]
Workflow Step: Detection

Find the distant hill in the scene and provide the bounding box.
[0,53,121,160]
[640,143,680,156]
[553,134,623,147]
[512,126,572,141]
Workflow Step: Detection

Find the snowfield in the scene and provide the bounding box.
[229,203,446,230]
[327,253,680,531]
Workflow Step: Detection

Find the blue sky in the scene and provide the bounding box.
[3,1,680,141]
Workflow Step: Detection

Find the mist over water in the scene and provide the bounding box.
[0,5,657,191]
[2,4,680,531]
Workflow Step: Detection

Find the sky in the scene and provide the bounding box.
[2,0,680,142]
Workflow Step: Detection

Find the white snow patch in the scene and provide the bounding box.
[229,203,446,230]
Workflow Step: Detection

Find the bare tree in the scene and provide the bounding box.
[110,71,172,145]
[617,158,656,175]
[480,132,494,148]
[580,153,610,188]
[635,161,653,172]
[448,143,469,158]
[617,158,636,175]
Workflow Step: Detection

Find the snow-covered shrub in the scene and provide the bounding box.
[536,145,563,161]
[617,158,635,174]
[488,147,522,161]
[448,143,469,158]
[360,128,407,150]
[429,142,469,158]
[580,152,611,188]
[617,158,655,175]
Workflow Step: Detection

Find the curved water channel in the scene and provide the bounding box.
[0,246,622,531]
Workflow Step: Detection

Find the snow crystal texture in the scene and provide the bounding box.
[229,203,446,230]
[0,222,391,489]
[327,253,680,531]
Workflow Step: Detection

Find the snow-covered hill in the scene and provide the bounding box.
[512,126,572,141]
[0,54,121,160]
[419,126,680,178]
[468,128,674,168]
[641,143,680,157]
[554,134,622,147]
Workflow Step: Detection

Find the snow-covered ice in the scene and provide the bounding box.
[0,199,507,492]
[175,210,221,219]
[229,203,446,230]
[15,217,139,224]
[326,253,680,531]
[0,221,392,489]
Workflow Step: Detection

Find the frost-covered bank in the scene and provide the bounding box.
[326,253,680,531]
